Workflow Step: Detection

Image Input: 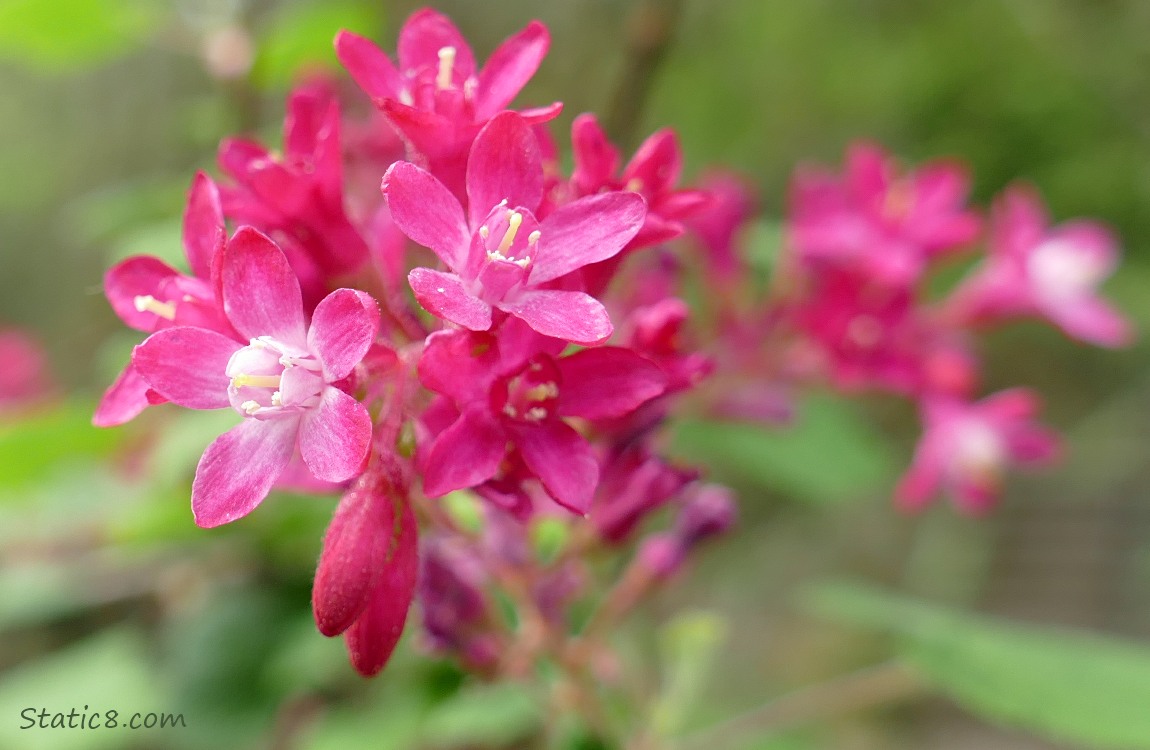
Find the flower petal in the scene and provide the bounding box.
[475,20,550,118]
[335,29,404,101]
[132,327,238,409]
[183,171,225,280]
[512,420,598,514]
[556,347,667,420]
[571,113,620,195]
[397,8,475,79]
[422,407,506,497]
[93,364,160,427]
[383,161,470,270]
[104,256,182,332]
[530,191,647,284]
[409,267,493,330]
[192,416,297,527]
[299,387,372,483]
[418,328,500,404]
[344,501,418,677]
[222,227,307,345]
[498,289,613,345]
[466,112,544,227]
[308,289,381,381]
[1050,298,1133,348]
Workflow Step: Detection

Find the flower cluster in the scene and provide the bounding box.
[95,8,1130,680]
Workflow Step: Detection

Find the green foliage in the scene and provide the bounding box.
[670,394,898,504]
[421,682,544,747]
[0,403,120,490]
[808,582,1150,749]
[0,0,160,72]
[652,611,728,738]
[252,1,383,90]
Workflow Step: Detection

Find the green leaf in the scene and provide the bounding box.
[0,0,161,72]
[252,1,382,90]
[0,402,120,490]
[807,581,1150,749]
[652,611,729,737]
[669,394,897,504]
[420,682,543,746]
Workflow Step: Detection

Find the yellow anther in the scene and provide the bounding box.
[133,295,176,321]
[436,46,456,90]
[497,212,523,255]
[231,373,282,389]
[524,382,559,401]
[625,177,644,193]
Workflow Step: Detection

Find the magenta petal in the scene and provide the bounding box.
[299,387,372,483]
[531,191,647,284]
[222,227,307,345]
[557,347,667,420]
[335,29,404,101]
[499,290,613,345]
[475,20,550,118]
[312,474,396,636]
[93,364,157,427]
[183,171,225,280]
[422,407,506,497]
[418,328,500,404]
[1051,298,1133,348]
[104,256,182,331]
[132,327,238,409]
[409,267,493,330]
[383,161,470,270]
[397,8,476,78]
[344,501,418,677]
[466,112,544,227]
[516,101,564,125]
[894,436,945,512]
[513,420,598,514]
[623,129,682,194]
[308,289,380,381]
[191,416,297,527]
[571,113,620,194]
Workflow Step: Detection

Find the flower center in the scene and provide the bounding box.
[494,355,561,423]
[226,336,323,419]
[1027,238,1100,303]
[474,205,542,302]
[953,418,1005,483]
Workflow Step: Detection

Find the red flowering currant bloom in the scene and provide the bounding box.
[417,324,667,514]
[95,172,232,427]
[685,171,757,284]
[218,84,369,285]
[946,185,1132,347]
[789,141,981,286]
[570,113,712,250]
[0,328,53,411]
[896,388,1060,514]
[385,112,646,346]
[131,228,379,527]
[337,8,560,196]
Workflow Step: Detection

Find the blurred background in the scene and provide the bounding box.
[2,0,1150,748]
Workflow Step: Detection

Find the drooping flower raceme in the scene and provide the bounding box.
[386,111,646,345]
[131,227,379,527]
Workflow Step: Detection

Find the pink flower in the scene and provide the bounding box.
[131,228,379,527]
[385,112,646,346]
[685,171,756,284]
[417,323,667,514]
[0,329,53,411]
[945,185,1132,347]
[218,84,369,286]
[896,388,1060,514]
[336,8,560,197]
[570,113,711,250]
[95,172,231,427]
[789,141,981,286]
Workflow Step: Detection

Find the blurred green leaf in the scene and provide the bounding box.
[252,1,382,90]
[653,610,728,737]
[807,581,1150,749]
[669,394,897,504]
[0,402,120,489]
[420,682,543,747]
[0,0,161,72]
[0,628,165,750]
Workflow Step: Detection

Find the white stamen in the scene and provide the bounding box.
[524,407,548,422]
[240,400,262,415]
[133,295,176,321]
[436,46,456,90]
[271,391,282,407]
[527,230,541,247]
[479,225,490,239]
[497,212,523,255]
